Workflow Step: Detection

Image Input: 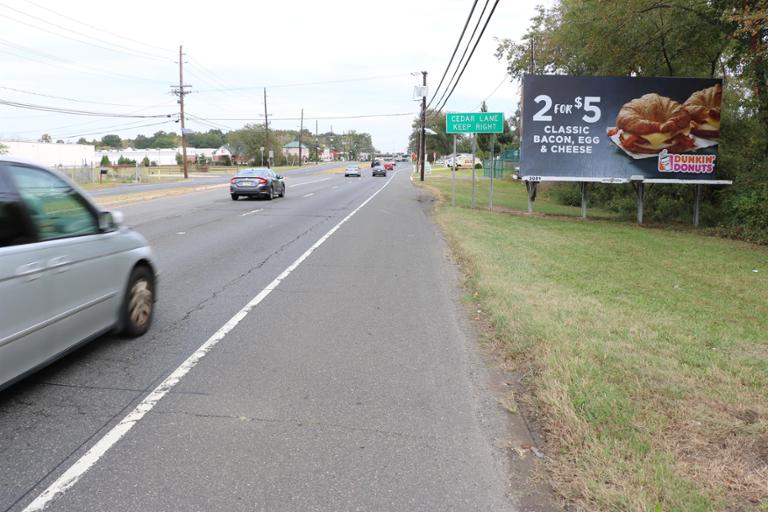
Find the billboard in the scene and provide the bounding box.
[520,75,723,181]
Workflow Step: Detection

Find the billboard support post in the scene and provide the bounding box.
[471,134,477,209]
[635,182,645,224]
[451,135,457,207]
[526,181,538,213]
[580,182,588,218]
[693,184,702,227]
[489,134,495,211]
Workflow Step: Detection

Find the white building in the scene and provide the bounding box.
[1,140,95,167]
[94,147,223,166]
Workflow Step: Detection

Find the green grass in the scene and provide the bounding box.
[422,182,768,511]
[423,174,620,219]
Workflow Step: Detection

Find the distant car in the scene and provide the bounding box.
[344,165,362,177]
[372,166,387,177]
[0,156,158,391]
[370,160,382,168]
[230,168,285,200]
[384,161,394,171]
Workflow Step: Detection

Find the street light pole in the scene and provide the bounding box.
[420,70,427,182]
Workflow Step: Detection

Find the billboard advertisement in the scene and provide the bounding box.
[520,75,723,181]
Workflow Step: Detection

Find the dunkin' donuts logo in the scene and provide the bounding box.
[658,149,716,173]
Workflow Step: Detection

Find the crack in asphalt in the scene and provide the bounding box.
[148,409,435,441]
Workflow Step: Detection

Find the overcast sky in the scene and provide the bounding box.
[0,0,548,152]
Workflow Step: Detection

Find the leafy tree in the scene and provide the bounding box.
[142,156,151,167]
[407,110,456,159]
[187,129,226,148]
[100,155,111,166]
[0,143,7,155]
[101,134,122,149]
[77,138,88,145]
[39,133,52,143]
[117,156,136,165]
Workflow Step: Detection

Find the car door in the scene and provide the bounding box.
[0,165,55,388]
[6,164,119,353]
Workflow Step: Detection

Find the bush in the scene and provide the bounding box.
[142,156,150,167]
[474,162,483,169]
[100,155,111,166]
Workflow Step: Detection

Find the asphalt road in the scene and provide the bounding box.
[0,163,516,511]
[88,162,344,197]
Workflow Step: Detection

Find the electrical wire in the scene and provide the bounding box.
[21,0,173,55]
[0,3,171,62]
[0,98,174,118]
[436,0,501,113]
[427,0,480,109]
[59,119,174,140]
[187,112,417,122]
[194,73,411,93]
[431,0,491,112]
[0,38,169,85]
[471,75,509,111]
[0,86,168,108]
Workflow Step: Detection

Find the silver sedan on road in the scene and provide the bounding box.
[0,157,158,391]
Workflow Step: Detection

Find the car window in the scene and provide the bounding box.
[6,164,98,241]
[0,173,35,248]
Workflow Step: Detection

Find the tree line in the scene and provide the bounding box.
[83,127,376,165]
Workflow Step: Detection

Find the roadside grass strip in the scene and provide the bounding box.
[422,178,768,511]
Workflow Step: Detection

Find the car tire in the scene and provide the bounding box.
[267,186,274,200]
[279,186,285,198]
[120,265,155,338]
[231,194,239,200]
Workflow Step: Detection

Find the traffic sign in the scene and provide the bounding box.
[446,112,504,134]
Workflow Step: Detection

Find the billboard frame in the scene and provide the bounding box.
[518,74,732,226]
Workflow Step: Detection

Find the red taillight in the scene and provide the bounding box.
[230,177,237,184]
[258,177,268,184]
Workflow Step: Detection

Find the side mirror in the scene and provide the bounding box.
[275,175,283,180]
[98,210,124,231]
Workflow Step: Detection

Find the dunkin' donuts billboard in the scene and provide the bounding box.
[520,75,722,180]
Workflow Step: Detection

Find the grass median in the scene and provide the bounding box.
[420,176,768,511]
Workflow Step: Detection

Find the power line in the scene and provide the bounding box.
[472,75,510,111]
[0,4,170,62]
[437,0,501,113]
[427,0,480,109]
[0,97,174,118]
[432,0,492,112]
[0,86,167,108]
[187,112,417,122]
[194,73,411,93]
[0,38,169,85]
[60,119,174,140]
[21,0,173,55]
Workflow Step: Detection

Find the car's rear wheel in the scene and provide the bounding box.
[279,185,285,197]
[266,186,274,200]
[231,194,239,200]
[120,266,155,338]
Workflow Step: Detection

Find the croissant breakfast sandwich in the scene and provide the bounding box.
[613,93,694,154]
[684,83,721,139]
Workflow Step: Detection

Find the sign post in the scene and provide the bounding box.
[451,135,457,206]
[446,112,504,209]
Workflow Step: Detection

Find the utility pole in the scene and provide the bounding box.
[315,119,319,163]
[264,88,270,168]
[419,70,427,182]
[298,108,304,166]
[173,45,191,179]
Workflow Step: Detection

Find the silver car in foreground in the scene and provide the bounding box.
[0,157,158,391]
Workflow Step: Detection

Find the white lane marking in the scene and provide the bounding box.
[302,193,314,198]
[176,231,186,235]
[240,209,263,217]
[22,172,397,512]
[287,177,332,188]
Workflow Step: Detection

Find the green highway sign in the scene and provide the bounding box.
[446,112,505,134]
